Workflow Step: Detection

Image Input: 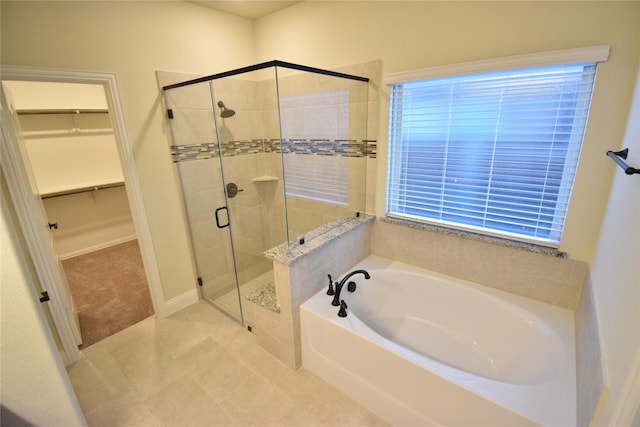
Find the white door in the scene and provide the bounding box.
[1,83,82,365]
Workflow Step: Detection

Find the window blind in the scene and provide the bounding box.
[387,64,598,246]
[284,153,348,205]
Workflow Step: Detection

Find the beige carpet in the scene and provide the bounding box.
[62,240,154,348]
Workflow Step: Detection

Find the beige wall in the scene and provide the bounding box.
[590,66,640,425]
[255,1,640,263]
[42,187,136,258]
[1,1,256,300]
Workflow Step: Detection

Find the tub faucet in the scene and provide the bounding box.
[331,269,370,306]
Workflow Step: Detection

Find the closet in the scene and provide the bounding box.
[7,81,134,256]
[4,80,153,347]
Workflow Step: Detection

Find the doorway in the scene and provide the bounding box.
[1,66,164,365]
[3,80,154,347]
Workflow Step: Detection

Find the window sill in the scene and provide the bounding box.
[380,216,567,258]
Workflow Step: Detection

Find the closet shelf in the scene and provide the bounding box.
[41,181,124,199]
[251,175,279,182]
[16,108,109,115]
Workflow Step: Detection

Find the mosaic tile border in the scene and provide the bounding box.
[171,139,376,163]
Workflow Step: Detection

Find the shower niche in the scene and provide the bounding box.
[162,61,370,327]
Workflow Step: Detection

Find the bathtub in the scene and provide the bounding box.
[300,255,576,426]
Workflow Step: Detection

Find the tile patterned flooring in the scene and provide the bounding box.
[67,300,388,426]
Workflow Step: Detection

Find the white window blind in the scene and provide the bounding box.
[284,153,348,205]
[387,63,598,246]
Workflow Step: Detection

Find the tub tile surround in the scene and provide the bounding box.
[372,218,588,309]
[253,213,589,368]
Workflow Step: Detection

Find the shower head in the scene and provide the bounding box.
[217,100,235,118]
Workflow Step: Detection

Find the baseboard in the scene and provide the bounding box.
[58,235,137,260]
[159,289,199,318]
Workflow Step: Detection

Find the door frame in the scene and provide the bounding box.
[1,66,165,363]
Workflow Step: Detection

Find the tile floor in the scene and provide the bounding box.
[67,300,388,426]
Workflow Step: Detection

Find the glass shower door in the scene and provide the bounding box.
[163,81,245,324]
[209,69,286,329]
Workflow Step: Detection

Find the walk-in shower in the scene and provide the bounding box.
[162,60,370,328]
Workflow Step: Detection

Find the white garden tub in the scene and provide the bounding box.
[301,255,575,426]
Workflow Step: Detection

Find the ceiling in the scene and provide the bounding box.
[188,1,301,20]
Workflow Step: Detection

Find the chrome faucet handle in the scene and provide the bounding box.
[327,274,335,295]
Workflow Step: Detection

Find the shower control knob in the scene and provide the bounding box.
[226,182,243,198]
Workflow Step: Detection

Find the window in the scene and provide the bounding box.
[283,153,348,205]
[386,50,607,246]
[280,90,351,205]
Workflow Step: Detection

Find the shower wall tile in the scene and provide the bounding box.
[348,102,369,140]
[333,59,382,141]
[258,79,278,111]
[367,101,379,141]
[222,153,262,186]
[170,137,376,163]
[188,219,219,253]
[252,304,297,369]
[195,245,236,298]
[365,157,377,214]
[218,111,265,143]
[182,189,225,225]
[212,78,265,143]
[261,110,281,140]
[169,109,217,146]
[371,219,587,309]
[177,158,221,195]
[164,81,215,110]
[348,157,366,193]
[211,78,262,113]
[195,243,231,281]
[235,258,272,285]
[286,196,352,239]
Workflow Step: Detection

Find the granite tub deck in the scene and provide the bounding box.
[247,214,374,369]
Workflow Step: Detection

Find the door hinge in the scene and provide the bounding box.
[39,291,50,303]
[167,109,174,119]
[197,277,203,287]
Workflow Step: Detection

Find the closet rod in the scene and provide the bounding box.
[16,108,108,115]
[606,148,640,175]
[41,182,124,199]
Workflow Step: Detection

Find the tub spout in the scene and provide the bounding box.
[331,269,370,306]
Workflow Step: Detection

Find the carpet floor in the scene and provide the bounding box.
[62,240,154,348]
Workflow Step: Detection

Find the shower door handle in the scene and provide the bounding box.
[215,206,230,229]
